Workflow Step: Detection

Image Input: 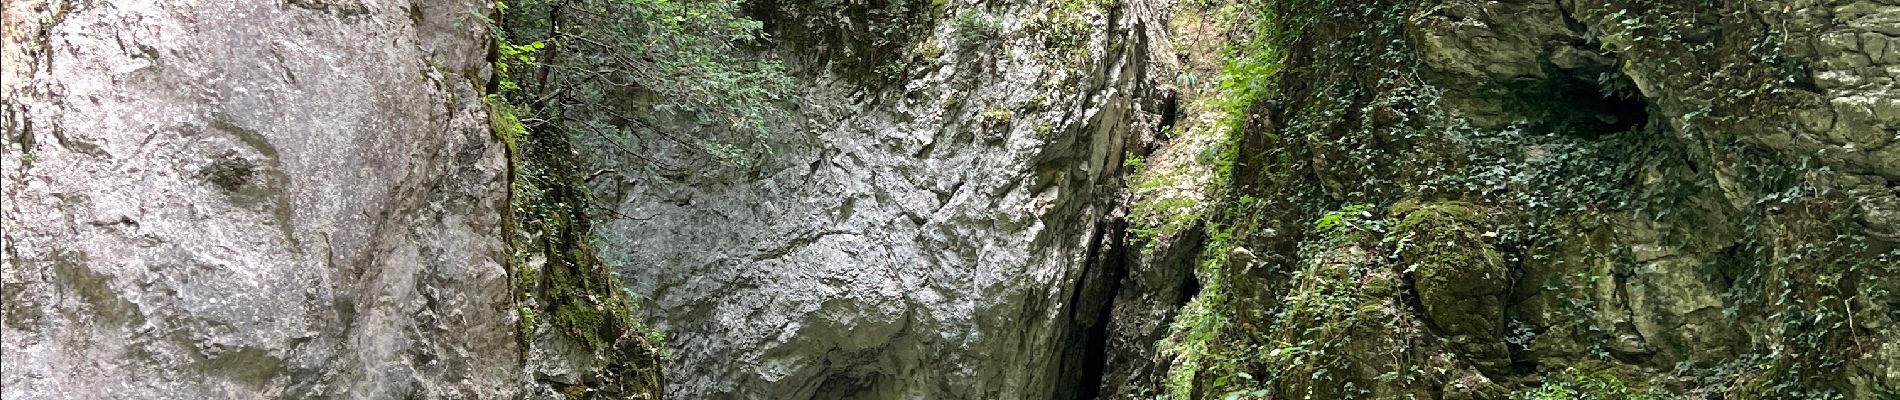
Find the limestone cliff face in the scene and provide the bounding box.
[0,1,656,398]
[12,0,1889,398]
[577,0,1176,397]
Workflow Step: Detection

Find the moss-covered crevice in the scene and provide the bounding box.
[487,12,665,393]
[492,92,666,399]
[1512,364,1668,400]
[1161,201,1512,399]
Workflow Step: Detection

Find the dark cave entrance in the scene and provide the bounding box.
[1558,75,1648,135]
[1506,68,1652,138]
[1497,65,1657,373]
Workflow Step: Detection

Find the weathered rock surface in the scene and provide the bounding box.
[21,0,1891,398]
[577,0,1175,397]
[1408,1,1900,396]
[1,1,653,398]
[1161,0,1900,398]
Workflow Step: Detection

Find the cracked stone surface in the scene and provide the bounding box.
[578,1,1173,398]
[0,0,552,398]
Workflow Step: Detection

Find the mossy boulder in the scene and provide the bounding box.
[1263,239,1438,400]
[1392,200,1510,374]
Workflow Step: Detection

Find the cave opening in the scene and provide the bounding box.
[1561,74,1648,135]
[1174,265,1201,310]
[1506,62,1652,139]
[811,372,880,400]
[1157,90,1180,139]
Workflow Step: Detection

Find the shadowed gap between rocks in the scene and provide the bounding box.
[1055,216,1132,400]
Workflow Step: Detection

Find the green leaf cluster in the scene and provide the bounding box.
[499,0,794,167]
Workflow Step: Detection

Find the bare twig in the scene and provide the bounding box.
[578,122,685,173]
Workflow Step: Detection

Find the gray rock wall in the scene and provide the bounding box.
[578,0,1173,398]
[1,0,523,398]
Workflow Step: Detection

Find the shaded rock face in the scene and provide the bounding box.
[1407,0,1900,394]
[577,0,1176,397]
[1183,0,1900,398]
[0,1,651,398]
[1094,223,1202,398]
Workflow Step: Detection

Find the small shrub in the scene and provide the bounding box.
[954,8,999,43]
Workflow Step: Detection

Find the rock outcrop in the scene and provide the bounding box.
[14,0,1892,398]
[1156,0,1900,398]
[576,0,1178,397]
[1,1,658,398]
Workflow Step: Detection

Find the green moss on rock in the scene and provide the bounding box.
[1392,200,1510,373]
[1513,365,1667,400]
[491,78,663,397]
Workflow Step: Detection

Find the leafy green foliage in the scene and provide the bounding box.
[1156,234,1241,400]
[486,4,676,394]
[1514,368,1668,400]
[1123,152,1148,173]
[952,8,999,43]
[748,0,931,84]
[493,38,544,92]
[1022,0,1107,62]
[1311,204,1371,235]
[499,0,794,168]
[1214,40,1276,132]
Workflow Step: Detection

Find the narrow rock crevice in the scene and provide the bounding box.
[1058,216,1131,400]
